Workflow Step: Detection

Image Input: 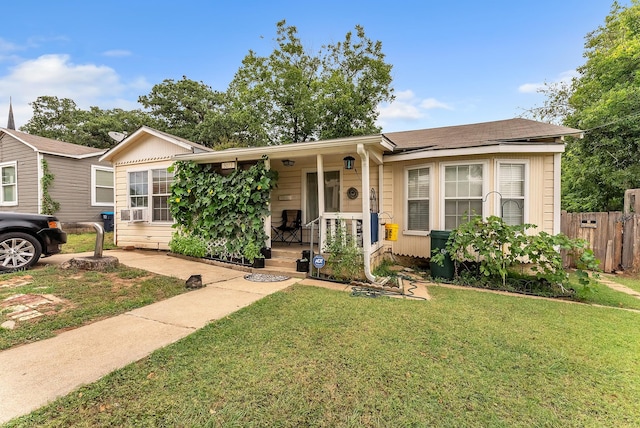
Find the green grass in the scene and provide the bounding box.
[62,232,117,254]
[0,265,186,350]
[8,285,640,427]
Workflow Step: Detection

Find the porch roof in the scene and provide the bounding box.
[173,134,394,163]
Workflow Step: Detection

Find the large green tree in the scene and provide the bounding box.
[530,1,640,211]
[227,20,394,145]
[21,96,150,149]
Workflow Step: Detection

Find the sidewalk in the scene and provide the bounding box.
[0,250,299,424]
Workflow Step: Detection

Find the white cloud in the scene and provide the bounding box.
[0,38,20,53]
[0,54,150,128]
[519,70,578,94]
[377,90,452,123]
[420,97,453,110]
[103,49,133,57]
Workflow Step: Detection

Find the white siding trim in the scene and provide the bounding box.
[37,153,43,213]
[553,153,561,235]
[385,144,565,163]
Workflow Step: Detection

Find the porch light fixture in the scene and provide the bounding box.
[282,159,295,167]
[343,156,355,170]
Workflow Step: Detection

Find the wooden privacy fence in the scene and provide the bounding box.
[561,211,640,273]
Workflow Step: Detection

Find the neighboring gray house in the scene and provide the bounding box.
[0,128,114,223]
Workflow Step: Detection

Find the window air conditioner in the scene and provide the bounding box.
[121,208,146,222]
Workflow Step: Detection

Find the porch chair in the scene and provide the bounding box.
[272,209,303,245]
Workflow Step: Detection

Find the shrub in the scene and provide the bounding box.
[432,216,600,294]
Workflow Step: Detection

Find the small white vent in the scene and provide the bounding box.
[121,209,146,222]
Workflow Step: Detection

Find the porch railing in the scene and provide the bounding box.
[320,212,364,251]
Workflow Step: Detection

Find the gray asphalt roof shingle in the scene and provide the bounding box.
[383,118,583,152]
[1,128,105,157]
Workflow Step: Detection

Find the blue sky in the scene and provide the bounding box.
[0,0,626,132]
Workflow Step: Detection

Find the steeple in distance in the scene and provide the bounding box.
[7,97,15,130]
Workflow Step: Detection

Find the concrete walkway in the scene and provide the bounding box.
[0,250,298,424]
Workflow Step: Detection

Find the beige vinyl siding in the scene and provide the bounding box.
[0,134,39,213]
[114,160,175,250]
[110,134,205,249]
[44,154,113,223]
[388,153,558,259]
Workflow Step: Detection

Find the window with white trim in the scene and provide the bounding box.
[0,162,17,206]
[498,162,526,225]
[128,171,148,208]
[91,166,114,206]
[128,168,174,222]
[152,169,173,222]
[406,165,430,233]
[443,163,484,229]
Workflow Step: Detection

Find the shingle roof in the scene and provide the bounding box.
[383,118,583,152]
[1,128,105,158]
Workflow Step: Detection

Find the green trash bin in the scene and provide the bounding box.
[430,230,454,280]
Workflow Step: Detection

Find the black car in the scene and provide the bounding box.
[0,212,67,271]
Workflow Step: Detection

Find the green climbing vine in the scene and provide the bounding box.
[40,159,60,215]
[168,157,278,262]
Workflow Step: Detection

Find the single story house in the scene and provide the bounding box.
[0,128,114,224]
[100,118,582,279]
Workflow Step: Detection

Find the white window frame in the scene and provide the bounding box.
[496,160,528,225]
[404,163,433,236]
[0,161,18,206]
[126,168,174,223]
[151,168,174,223]
[440,160,489,229]
[91,165,114,207]
[301,168,342,224]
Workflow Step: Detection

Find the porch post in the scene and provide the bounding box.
[317,154,325,249]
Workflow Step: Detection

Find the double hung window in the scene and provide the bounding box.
[128,168,174,222]
[92,166,114,206]
[406,166,430,233]
[498,162,526,225]
[0,162,17,206]
[443,164,484,229]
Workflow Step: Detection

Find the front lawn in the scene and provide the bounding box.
[0,266,187,350]
[9,285,640,427]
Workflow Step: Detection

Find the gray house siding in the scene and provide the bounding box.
[0,133,39,214]
[44,154,113,223]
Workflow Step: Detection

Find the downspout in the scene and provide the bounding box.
[357,144,376,283]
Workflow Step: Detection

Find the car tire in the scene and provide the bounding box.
[0,232,43,271]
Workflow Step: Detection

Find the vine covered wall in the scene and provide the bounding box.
[169,158,278,261]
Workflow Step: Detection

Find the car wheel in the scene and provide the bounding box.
[0,232,43,271]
